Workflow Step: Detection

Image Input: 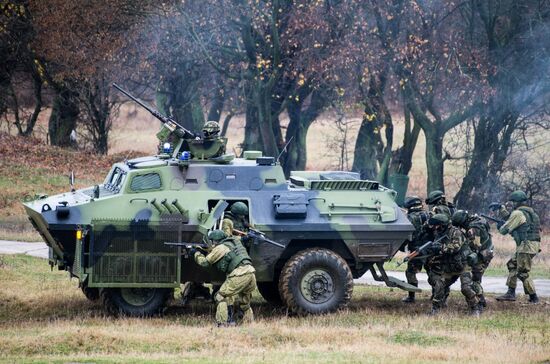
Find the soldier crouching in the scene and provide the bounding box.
[427,214,480,316]
[192,229,257,326]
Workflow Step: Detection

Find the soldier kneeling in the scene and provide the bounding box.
[192,230,257,326]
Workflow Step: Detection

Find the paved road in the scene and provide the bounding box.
[2,240,549,297]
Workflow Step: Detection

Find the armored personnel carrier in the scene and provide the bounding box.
[24,85,417,316]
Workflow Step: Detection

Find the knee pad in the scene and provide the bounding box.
[472,271,482,282]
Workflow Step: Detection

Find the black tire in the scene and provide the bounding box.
[100,287,172,317]
[279,248,353,315]
[81,284,100,301]
[257,281,283,306]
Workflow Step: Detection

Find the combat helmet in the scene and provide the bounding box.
[208,229,227,242]
[230,201,248,217]
[202,121,220,138]
[508,190,527,203]
[428,213,450,226]
[451,210,469,228]
[403,196,423,209]
[426,190,445,205]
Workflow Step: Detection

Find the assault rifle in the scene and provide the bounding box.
[112,83,199,140]
[164,241,210,257]
[233,228,285,249]
[480,214,506,227]
[396,235,447,267]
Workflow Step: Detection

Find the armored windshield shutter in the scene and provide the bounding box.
[273,193,308,219]
[130,173,161,191]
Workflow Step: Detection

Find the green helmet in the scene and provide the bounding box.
[202,121,220,138]
[403,196,423,209]
[426,190,445,205]
[508,190,527,202]
[230,201,248,216]
[428,213,450,226]
[207,229,227,242]
[451,210,469,228]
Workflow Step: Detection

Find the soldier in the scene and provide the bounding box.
[192,229,257,326]
[451,210,494,308]
[427,214,480,316]
[493,190,541,303]
[401,196,430,303]
[202,120,221,139]
[425,190,455,218]
[222,201,251,239]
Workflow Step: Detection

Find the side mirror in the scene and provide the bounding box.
[93,185,100,199]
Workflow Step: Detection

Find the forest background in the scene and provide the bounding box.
[1,0,549,223]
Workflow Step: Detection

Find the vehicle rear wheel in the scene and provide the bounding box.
[100,287,172,316]
[257,281,283,306]
[81,284,100,301]
[279,248,353,315]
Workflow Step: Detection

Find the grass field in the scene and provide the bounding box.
[0,254,548,363]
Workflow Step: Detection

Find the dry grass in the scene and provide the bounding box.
[0,254,549,363]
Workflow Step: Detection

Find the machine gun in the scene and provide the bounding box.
[480,214,506,228]
[112,83,199,140]
[233,228,285,249]
[396,235,447,267]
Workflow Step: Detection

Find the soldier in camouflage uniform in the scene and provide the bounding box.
[401,196,431,303]
[192,229,257,326]
[222,201,251,240]
[425,190,455,218]
[452,210,494,308]
[427,214,480,316]
[493,191,541,303]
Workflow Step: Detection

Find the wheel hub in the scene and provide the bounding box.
[300,269,334,304]
[120,288,156,306]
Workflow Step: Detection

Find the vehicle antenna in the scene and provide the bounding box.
[276,136,294,164]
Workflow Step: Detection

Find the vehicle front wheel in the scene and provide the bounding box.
[279,248,353,315]
[81,284,100,301]
[100,287,172,316]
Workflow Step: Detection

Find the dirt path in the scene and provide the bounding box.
[2,240,549,297]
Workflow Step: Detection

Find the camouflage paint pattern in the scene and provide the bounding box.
[24,152,414,290]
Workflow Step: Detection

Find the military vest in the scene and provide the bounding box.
[441,226,470,272]
[214,237,252,274]
[511,206,541,244]
[468,217,493,251]
[407,209,430,249]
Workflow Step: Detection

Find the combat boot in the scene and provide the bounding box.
[402,291,416,303]
[495,287,516,301]
[428,306,440,316]
[478,294,487,308]
[528,294,539,304]
[470,305,481,317]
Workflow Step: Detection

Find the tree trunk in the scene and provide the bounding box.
[352,114,382,180]
[389,106,420,176]
[206,80,225,122]
[424,128,445,193]
[48,87,79,147]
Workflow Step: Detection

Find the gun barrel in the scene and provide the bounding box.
[112,83,197,138]
[480,214,505,225]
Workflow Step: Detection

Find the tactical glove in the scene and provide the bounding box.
[188,247,198,256]
[430,241,442,253]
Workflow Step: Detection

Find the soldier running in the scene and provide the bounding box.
[427,214,480,316]
[492,190,542,303]
[401,196,431,303]
[192,229,257,326]
[451,210,494,308]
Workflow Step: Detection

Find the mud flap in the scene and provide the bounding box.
[370,262,422,293]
